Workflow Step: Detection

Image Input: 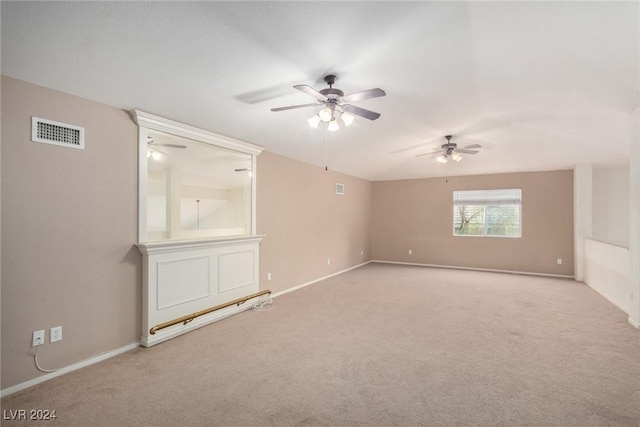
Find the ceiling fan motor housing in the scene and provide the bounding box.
[319,88,344,100]
[442,142,457,153]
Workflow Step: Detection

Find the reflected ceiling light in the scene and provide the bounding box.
[308,114,321,128]
[341,111,354,127]
[147,148,163,161]
[327,118,340,132]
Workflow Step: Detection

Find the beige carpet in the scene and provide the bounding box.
[2,263,640,426]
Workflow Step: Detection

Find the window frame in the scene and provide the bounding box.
[452,188,522,238]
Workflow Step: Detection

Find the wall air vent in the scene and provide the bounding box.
[31,117,85,149]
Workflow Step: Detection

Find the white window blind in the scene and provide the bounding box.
[453,189,522,206]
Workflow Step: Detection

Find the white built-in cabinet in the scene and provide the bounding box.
[133,110,264,347]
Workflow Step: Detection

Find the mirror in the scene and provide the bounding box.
[145,129,253,242]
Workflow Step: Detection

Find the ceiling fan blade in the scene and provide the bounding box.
[341,88,386,103]
[156,143,187,149]
[415,149,445,158]
[148,141,187,149]
[294,84,328,102]
[455,148,479,154]
[342,104,381,120]
[462,144,482,149]
[271,103,320,112]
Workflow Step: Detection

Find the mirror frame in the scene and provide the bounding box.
[133,110,264,244]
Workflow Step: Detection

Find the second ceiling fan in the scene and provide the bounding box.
[271,74,386,130]
[416,135,482,163]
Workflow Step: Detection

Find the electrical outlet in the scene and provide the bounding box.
[327,258,331,265]
[32,330,45,347]
[50,326,62,343]
[409,250,413,255]
[361,250,364,256]
[267,273,272,281]
[557,258,562,265]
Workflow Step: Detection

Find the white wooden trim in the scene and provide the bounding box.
[0,342,140,398]
[138,126,149,243]
[138,237,262,347]
[133,110,264,155]
[371,260,575,279]
[251,154,257,234]
[137,235,264,254]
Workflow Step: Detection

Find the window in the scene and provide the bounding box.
[453,189,522,237]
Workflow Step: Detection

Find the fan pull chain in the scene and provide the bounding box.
[324,126,328,171]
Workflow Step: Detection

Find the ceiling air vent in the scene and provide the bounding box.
[31,117,85,149]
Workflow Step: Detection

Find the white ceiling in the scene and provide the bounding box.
[2,1,638,181]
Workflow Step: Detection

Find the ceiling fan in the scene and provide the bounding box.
[147,136,186,161]
[271,74,385,130]
[416,135,481,163]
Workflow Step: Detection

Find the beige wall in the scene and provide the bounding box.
[257,151,372,295]
[371,170,574,276]
[1,76,140,389]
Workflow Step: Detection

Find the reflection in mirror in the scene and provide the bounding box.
[145,130,252,242]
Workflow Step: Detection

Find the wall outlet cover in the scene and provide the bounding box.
[50,326,62,343]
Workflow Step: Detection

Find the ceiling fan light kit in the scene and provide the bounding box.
[318,106,333,122]
[341,111,354,126]
[328,118,340,132]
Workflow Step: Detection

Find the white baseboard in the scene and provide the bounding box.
[1,342,140,398]
[272,261,371,299]
[629,316,640,329]
[371,260,575,279]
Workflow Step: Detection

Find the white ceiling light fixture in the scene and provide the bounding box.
[308,114,321,128]
[318,106,333,122]
[340,110,354,127]
[328,118,340,132]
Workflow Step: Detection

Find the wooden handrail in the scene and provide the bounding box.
[149,289,271,335]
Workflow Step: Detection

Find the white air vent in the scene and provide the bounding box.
[31,117,85,149]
